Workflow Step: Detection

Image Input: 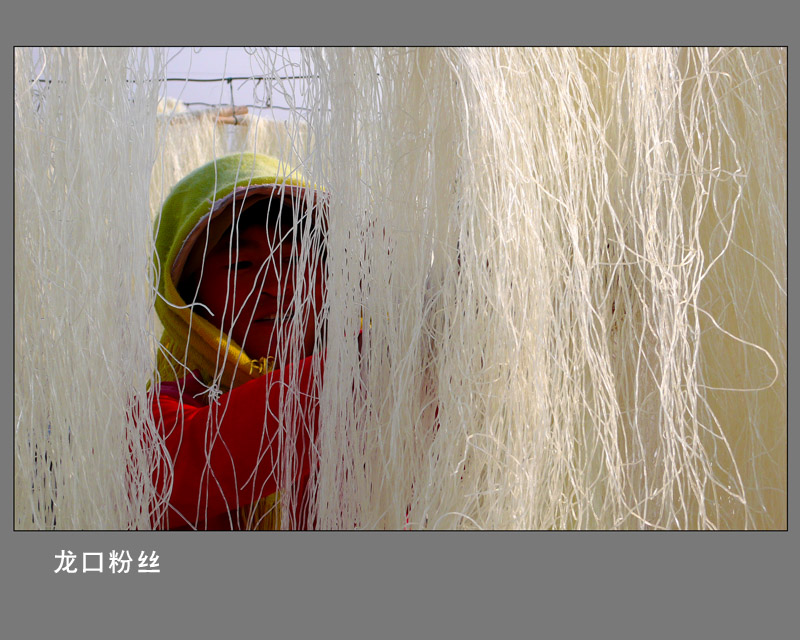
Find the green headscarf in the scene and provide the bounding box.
[154,153,312,391]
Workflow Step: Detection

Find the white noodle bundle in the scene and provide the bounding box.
[15,47,166,529]
[302,47,786,529]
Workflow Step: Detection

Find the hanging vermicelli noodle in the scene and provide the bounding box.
[14,47,786,530]
[15,47,167,529]
[303,47,786,529]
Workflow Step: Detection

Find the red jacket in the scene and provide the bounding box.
[151,353,322,530]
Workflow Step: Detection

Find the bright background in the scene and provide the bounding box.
[163,47,306,121]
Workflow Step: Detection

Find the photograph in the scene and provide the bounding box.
[14,46,787,532]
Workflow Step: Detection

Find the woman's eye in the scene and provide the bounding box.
[232,260,253,270]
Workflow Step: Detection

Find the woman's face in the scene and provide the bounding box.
[195,221,325,365]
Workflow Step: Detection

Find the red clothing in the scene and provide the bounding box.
[151,353,322,530]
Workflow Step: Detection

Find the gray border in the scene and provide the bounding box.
[5,1,795,637]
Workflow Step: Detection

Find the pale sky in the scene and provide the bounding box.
[164,47,307,121]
